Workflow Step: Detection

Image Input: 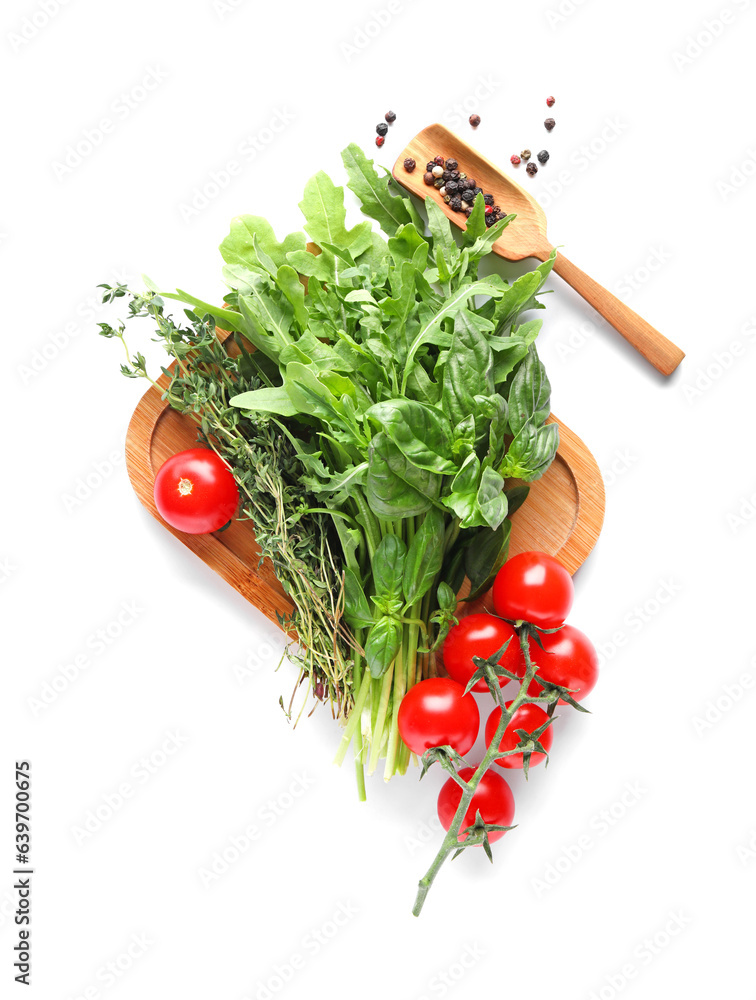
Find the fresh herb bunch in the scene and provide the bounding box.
[98,289,354,722]
[100,144,559,796]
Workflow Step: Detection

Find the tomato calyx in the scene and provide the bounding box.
[454,809,518,864]
[419,745,470,784]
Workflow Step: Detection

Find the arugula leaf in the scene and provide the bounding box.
[341,144,416,237]
[220,216,306,271]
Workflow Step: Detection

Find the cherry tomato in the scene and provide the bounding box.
[437,767,515,842]
[485,702,553,769]
[492,551,573,628]
[442,614,520,692]
[397,678,479,756]
[527,625,599,703]
[153,448,239,534]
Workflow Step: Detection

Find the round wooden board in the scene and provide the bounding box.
[125,380,605,631]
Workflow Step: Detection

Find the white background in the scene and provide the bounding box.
[3,0,756,997]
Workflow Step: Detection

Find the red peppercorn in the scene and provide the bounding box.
[546,96,555,107]
[469,114,481,127]
[434,155,445,166]
[485,205,493,215]
[375,135,385,147]
[510,154,521,166]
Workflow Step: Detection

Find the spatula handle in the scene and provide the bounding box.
[546,249,684,376]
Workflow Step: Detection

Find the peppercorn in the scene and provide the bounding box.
[544,118,555,132]
[443,194,451,204]
[526,162,538,176]
[385,110,396,123]
[426,161,436,172]
[469,114,481,127]
[546,96,555,107]
[485,205,493,215]
[521,149,531,161]
[463,207,473,217]
[434,155,445,166]
[445,158,458,171]
[484,193,494,206]
[446,180,459,194]
[537,149,549,164]
[375,135,385,147]
[459,172,467,181]
[442,170,453,182]
[449,196,462,212]
[473,187,483,197]
[450,170,460,181]
[439,186,447,197]
[376,122,388,137]
[434,178,444,189]
[403,157,416,172]
[423,171,434,186]
[466,177,476,188]
[431,165,444,178]
[510,154,521,166]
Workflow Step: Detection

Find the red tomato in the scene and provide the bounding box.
[442,614,520,692]
[527,625,599,703]
[485,702,554,769]
[153,448,239,534]
[397,678,479,756]
[492,551,574,628]
[437,767,515,843]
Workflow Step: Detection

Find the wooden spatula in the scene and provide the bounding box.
[393,124,684,376]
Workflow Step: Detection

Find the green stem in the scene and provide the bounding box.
[367,663,395,775]
[333,670,372,767]
[411,626,539,917]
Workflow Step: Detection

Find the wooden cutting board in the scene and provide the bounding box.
[125,366,605,628]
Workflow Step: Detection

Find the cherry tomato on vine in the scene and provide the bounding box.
[492,551,574,628]
[442,614,520,692]
[527,625,599,703]
[437,767,515,842]
[153,448,239,534]
[485,703,554,769]
[397,678,480,756]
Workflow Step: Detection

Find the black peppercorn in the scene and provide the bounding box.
[537,149,549,164]
[445,158,458,171]
[403,157,416,172]
[526,162,538,176]
[450,170,460,181]
[466,177,476,188]
[426,161,436,172]
[485,214,496,227]
[442,170,452,182]
[376,122,388,137]
[473,187,483,197]
[463,207,473,217]
[446,180,459,194]
[423,171,434,185]
[385,110,396,123]
[544,118,555,132]
[449,196,462,211]
[483,193,494,206]
[469,114,481,127]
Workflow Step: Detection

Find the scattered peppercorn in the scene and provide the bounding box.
[442,169,453,182]
[483,193,494,206]
[459,172,467,181]
[463,207,473,217]
[426,161,436,171]
[469,114,481,127]
[403,157,416,172]
[510,154,521,166]
[537,149,549,164]
[375,135,385,147]
[484,205,493,215]
[376,122,388,137]
[434,178,444,189]
[439,186,447,197]
[385,110,396,123]
[526,162,538,176]
[544,118,555,132]
[546,96,555,107]
[449,196,462,212]
[521,149,531,161]
[445,158,458,171]
[434,155,445,166]
[431,165,444,178]
[446,180,459,194]
[423,171,434,185]
[450,170,460,181]
[443,194,451,203]
[473,187,483,197]
[466,177,476,188]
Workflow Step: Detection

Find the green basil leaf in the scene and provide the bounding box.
[476,465,507,530]
[441,310,495,428]
[366,433,441,519]
[367,399,456,474]
[365,616,402,677]
[372,535,407,600]
[403,508,446,608]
